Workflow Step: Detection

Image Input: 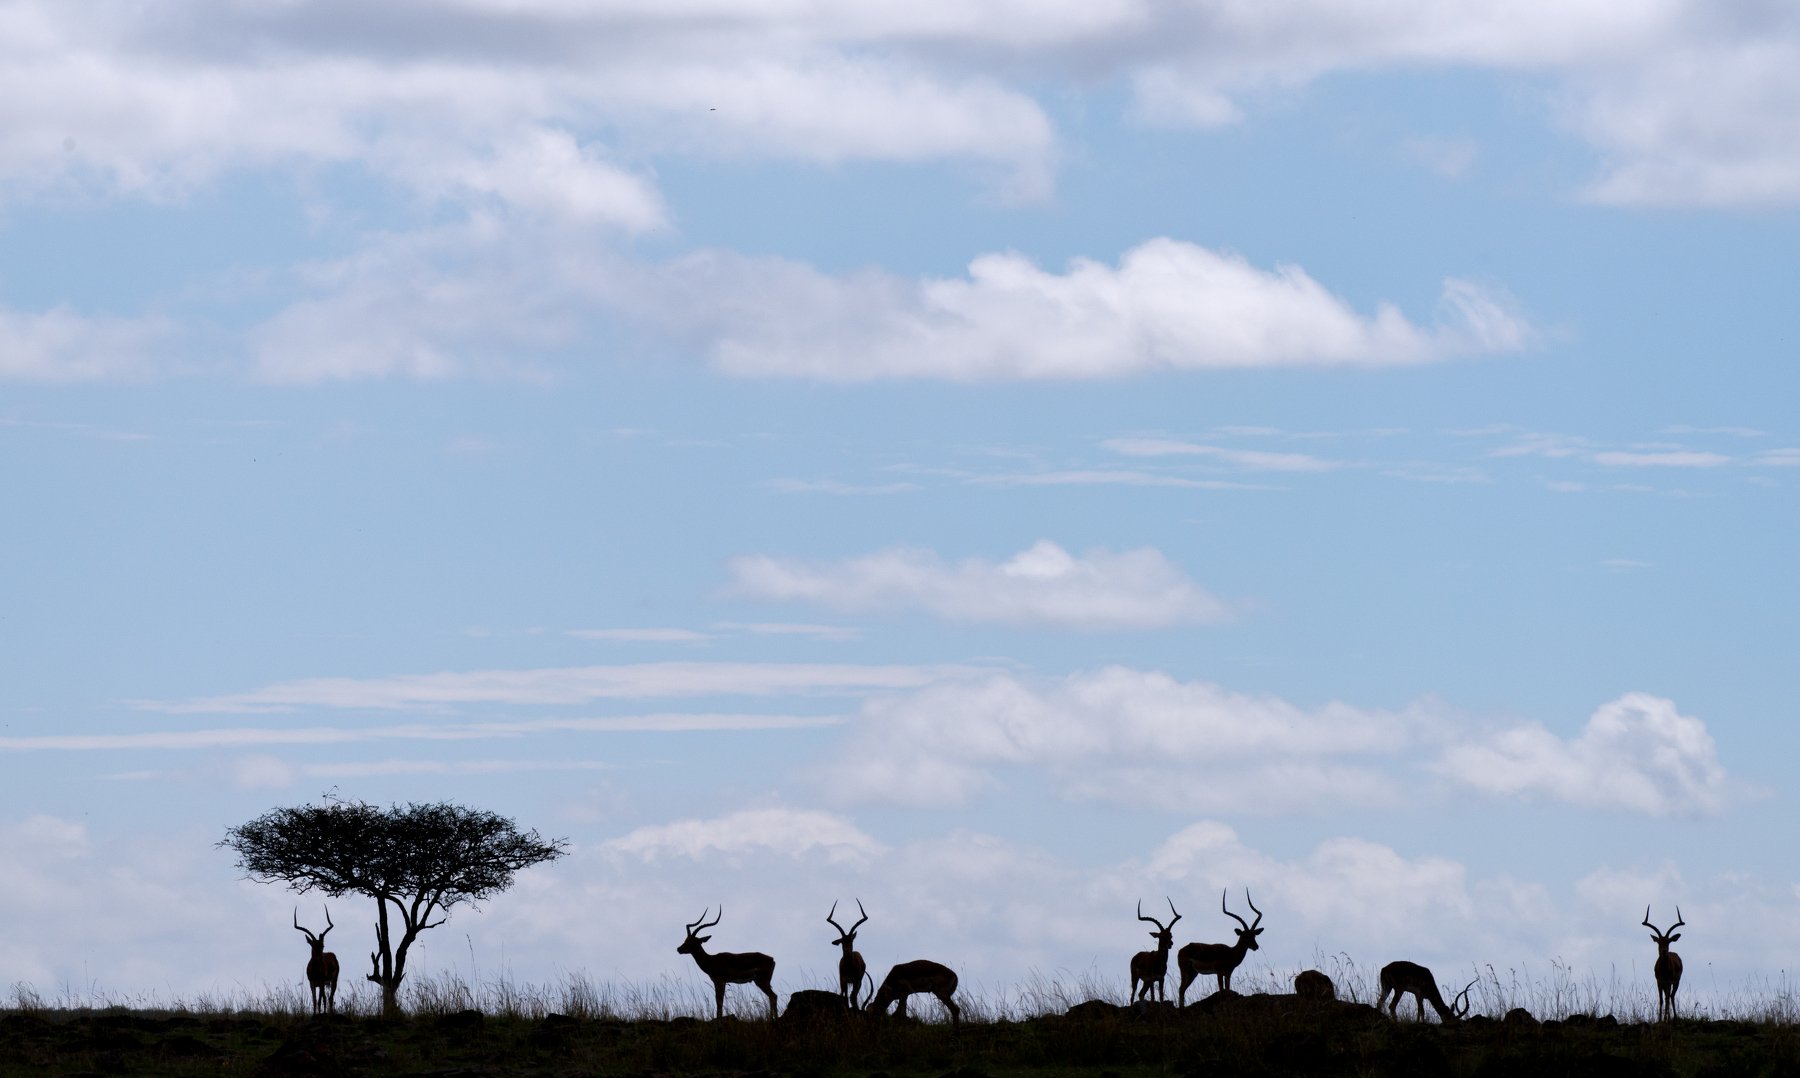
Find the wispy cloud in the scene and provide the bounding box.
[135,662,974,714]
[958,468,1273,490]
[765,478,921,495]
[229,755,613,789]
[1101,437,1346,472]
[715,622,864,643]
[1591,450,1731,468]
[568,628,714,643]
[604,808,885,864]
[0,305,174,382]
[729,540,1233,630]
[0,713,847,753]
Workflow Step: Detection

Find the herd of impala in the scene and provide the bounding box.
[287,898,1690,1026]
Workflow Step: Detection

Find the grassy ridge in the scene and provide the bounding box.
[6,995,1800,1077]
[7,968,1800,1078]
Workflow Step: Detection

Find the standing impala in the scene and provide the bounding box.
[294,906,340,1015]
[1643,905,1685,1021]
[1378,961,1474,1023]
[1129,898,1181,1002]
[678,907,778,1019]
[1176,890,1263,1006]
[826,899,870,1009]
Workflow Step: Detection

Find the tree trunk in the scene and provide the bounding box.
[365,896,407,1018]
[378,978,402,1018]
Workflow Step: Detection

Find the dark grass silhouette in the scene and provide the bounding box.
[9,977,1800,1077]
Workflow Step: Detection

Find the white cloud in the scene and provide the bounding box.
[729,540,1232,630]
[0,3,1056,209]
[716,622,865,642]
[820,667,1415,810]
[1102,437,1345,472]
[817,671,1737,819]
[413,128,665,231]
[246,222,604,382]
[0,305,172,381]
[138,661,975,714]
[569,628,714,643]
[766,478,922,495]
[1436,693,1729,816]
[635,241,1531,381]
[3,0,1799,221]
[959,469,1271,490]
[5,806,1798,1012]
[604,808,885,864]
[0,712,845,753]
[1592,450,1732,468]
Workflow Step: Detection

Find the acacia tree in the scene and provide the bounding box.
[221,797,566,1017]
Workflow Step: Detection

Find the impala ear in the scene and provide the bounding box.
[1668,932,1681,942]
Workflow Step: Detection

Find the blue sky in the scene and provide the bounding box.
[3,1,1799,1013]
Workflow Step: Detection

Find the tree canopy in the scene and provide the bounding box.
[221,797,566,1016]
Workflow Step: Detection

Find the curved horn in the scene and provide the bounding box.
[293,908,317,942]
[1220,889,1251,933]
[1165,897,1181,928]
[827,900,845,935]
[1244,889,1262,929]
[686,907,722,934]
[319,905,333,942]
[850,898,868,933]
[1453,978,1477,1018]
[1668,906,1685,933]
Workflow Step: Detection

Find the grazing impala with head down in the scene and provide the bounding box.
[1176,890,1263,1007]
[869,959,960,1031]
[677,907,778,1019]
[1378,961,1474,1023]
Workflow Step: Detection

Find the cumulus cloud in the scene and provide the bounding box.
[636,241,1530,381]
[2,0,1797,221]
[1436,693,1728,816]
[728,540,1232,629]
[5,804,1797,1008]
[0,2,1056,208]
[817,671,1737,819]
[819,667,1417,811]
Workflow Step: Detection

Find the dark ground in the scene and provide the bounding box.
[4,992,1797,1077]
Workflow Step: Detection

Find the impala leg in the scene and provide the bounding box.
[758,977,777,1019]
[939,991,960,1032]
[714,980,727,1020]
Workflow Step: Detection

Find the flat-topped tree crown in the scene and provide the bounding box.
[221,796,566,1017]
